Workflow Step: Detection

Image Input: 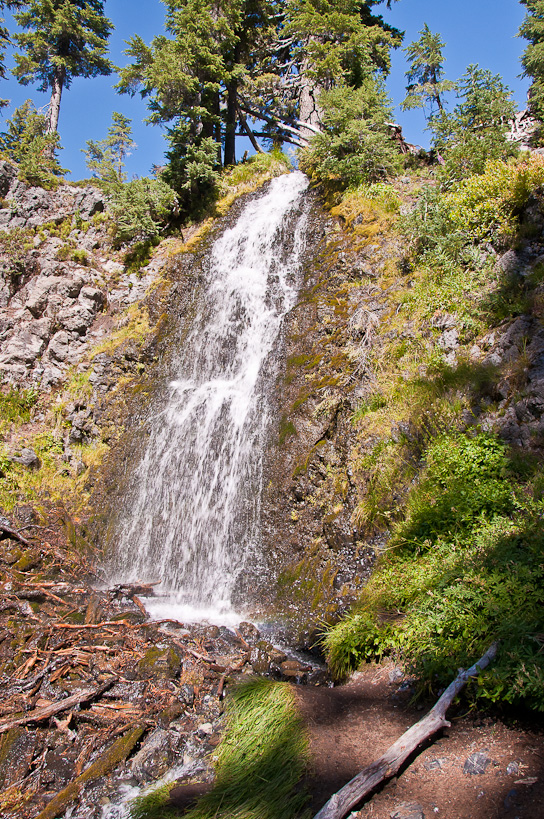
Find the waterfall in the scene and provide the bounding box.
[110,171,309,624]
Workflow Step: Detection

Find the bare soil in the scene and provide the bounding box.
[298,662,544,819]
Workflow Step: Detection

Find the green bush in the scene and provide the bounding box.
[0,388,37,423]
[324,431,544,711]
[300,82,402,188]
[108,177,177,245]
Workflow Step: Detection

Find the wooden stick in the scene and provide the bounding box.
[0,677,118,733]
[313,643,499,819]
[0,523,30,546]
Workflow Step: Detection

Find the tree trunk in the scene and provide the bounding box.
[46,66,65,134]
[224,78,237,167]
[298,46,323,143]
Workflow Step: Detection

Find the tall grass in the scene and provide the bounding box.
[130,678,310,819]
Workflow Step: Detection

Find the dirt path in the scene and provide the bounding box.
[297,663,544,819]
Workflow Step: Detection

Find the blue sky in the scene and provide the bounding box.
[0,0,532,180]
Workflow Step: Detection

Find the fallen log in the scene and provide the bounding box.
[0,676,117,733]
[313,643,498,819]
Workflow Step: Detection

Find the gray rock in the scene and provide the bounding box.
[390,802,425,819]
[179,683,194,706]
[79,285,106,310]
[130,728,172,782]
[389,668,404,683]
[10,448,40,469]
[463,751,491,775]
[0,329,45,364]
[496,249,524,275]
[237,621,261,645]
[0,160,17,198]
[74,187,105,219]
[41,364,64,388]
[47,330,72,362]
[28,317,53,340]
[57,303,95,334]
[507,761,520,775]
[424,758,447,771]
[438,329,459,350]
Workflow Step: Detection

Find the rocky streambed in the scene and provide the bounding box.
[0,507,328,819]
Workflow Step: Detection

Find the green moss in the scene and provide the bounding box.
[279,416,297,445]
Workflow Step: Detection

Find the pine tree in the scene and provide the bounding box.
[520,0,544,120]
[83,112,136,185]
[0,99,67,185]
[12,0,113,133]
[430,65,517,182]
[117,0,402,181]
[401,23,455,118]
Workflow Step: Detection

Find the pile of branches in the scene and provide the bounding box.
[0,509,252,819]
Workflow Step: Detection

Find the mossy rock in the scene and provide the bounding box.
[137,645,183,680]
[14,550,41,572]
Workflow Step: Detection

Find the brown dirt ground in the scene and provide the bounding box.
[297,662,544,819]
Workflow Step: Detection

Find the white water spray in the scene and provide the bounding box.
[110,172,309,623]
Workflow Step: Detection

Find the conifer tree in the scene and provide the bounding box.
[401,23,455,118]
[520,0,544,120]
[83,112,136,185]
[0,99,67,185]
[117,0,401,181]
[431,65,517,182]
[12,0,113,133]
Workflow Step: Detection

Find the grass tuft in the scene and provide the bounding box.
[130,678,310,819]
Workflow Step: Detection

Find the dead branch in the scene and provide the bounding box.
[0,522,30,546]
[313,643,499,819]
[0,676,117,733]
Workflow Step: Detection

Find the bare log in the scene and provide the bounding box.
[0,677,117,733]
[313,643,498,819]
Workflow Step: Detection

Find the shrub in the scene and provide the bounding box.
[108,177,177,245]
[324,432,544,711]
[300,82,402,188]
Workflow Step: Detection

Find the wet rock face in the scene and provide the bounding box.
[259,202,394,633]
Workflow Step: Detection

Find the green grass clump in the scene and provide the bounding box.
[130,678,309,819]
[324,431,544,711]
[0,388,38,424]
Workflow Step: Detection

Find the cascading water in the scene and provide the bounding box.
[109,171,309,624]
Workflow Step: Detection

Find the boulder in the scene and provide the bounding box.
[9,448,40,470]
[47,330,72,362]
[0,328,46,364]
[57,303,95,334]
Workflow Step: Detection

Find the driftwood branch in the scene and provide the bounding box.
[313,643,499,819]
[0,676,117,733]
